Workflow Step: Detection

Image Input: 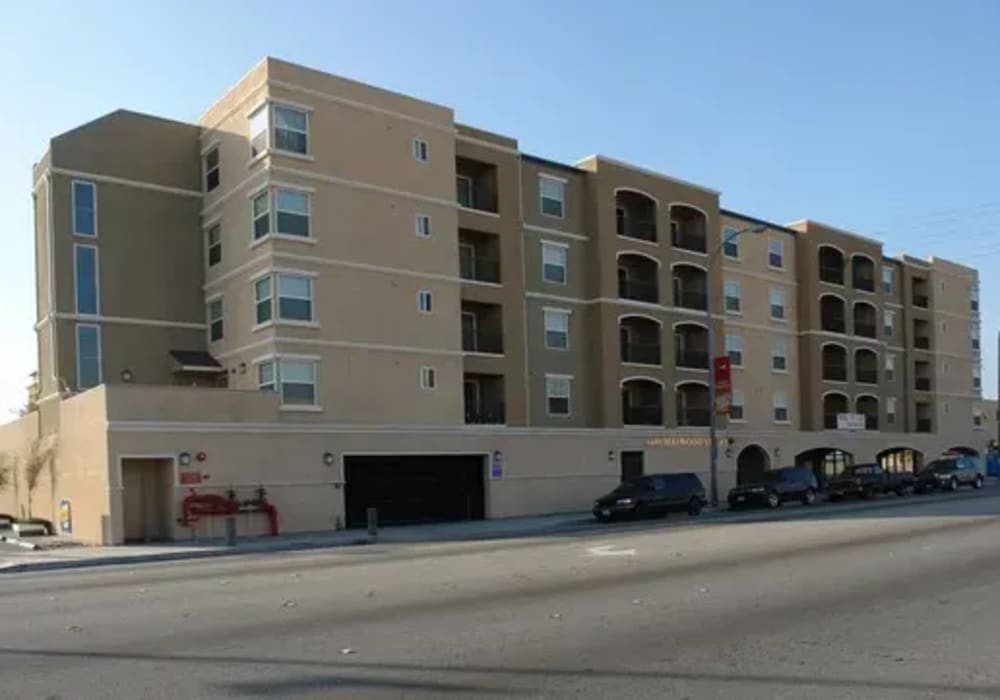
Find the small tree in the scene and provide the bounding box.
[0,452,15,493]
[23,437,56,518]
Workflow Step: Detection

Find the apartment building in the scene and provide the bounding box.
[0,57,989,544]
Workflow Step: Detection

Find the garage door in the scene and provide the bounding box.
[344,455,486,528]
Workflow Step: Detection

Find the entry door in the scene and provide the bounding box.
[620,450,644,481]
[122,459,171,543]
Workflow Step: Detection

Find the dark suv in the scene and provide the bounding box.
[728,467,818,509]
[915,455,984,493]
[593,473,706,522]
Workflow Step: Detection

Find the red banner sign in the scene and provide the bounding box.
[713,356,732,415]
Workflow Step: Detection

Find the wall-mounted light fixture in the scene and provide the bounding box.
[121,369,134,383]
[178,452,192,467]
[322,451,336,466]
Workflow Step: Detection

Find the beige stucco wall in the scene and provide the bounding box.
[0,412,39,518]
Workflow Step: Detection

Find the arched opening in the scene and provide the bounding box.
[877,447,924,474]
[818,246,845,285]
[617,253,659,303]
[822,392,849,429]
[821,344,847,382]
[676,381,710,426]
[853,301,877,338]
[851,254,876,292]
[820,294,846,333]
[674,322,709,369]
[672,263,708,310]
[616,190,657,242]
[795,447,854,487]
[737,445,771,485]
[670,204,707,253]
[856,395,879,430]
[621,378,663,426]
[855,348,878,384]
[619,315,661,365]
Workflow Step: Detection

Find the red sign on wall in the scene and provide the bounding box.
[713,356,733,415]
[179,470,203,485]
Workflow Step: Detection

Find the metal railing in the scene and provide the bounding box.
[865,414,879,430]
[616,216,657,242]
[821,316,846,333]
[819,265,845,285]
[913,294,929,308]
[914,336,931,350]
[677,408,711,427]
[621,341,662,366]
[618,279,659,304]
[914,377,931,391]
[623,405,663,426]
[853,275,876,292]
[676,349,709,369]
[856,368,878,384]
[462,328,504,354]
[672,232,707,253]
[465,402,506,425]
[675,289,708,310]
[459,256,501,284]
[823,414,839,429]
[823,365,848,382]
[854,322,877,338]
[916,418,932,433]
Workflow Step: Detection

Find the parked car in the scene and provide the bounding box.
[826,463,913,500]
[593,473,706,521]
[728,467,818,509]
[914,455,984,493]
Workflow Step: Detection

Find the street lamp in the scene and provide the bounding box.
[706,223,766,506]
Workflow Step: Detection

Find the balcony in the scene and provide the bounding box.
[914,336,930,350]
[461,302,503,355]
[823,414,839,429]
[915,377,931,392]
[621,378,663,426]
[618,253,659,304]
[822,393,849,429]
[857,396,879,430]
[820,295,846,333]
[459,255,500,284]
[823,364,847,382]
[621,341,661,366]
[856,368,878,384]
[852,254,876,292]
[855,348,878,385]
[916,418,932,433]
[623,404,663,426]
[619,315,661,366]
[674,322,709,370]
[669,204,707,254]
[464,373,505,424]
[616,190,657,243]
[913,294,928,308]
[673,264,708,311]
[818,246,845,285]
[456,157,498,213]
[912,277,929,308]
[458,229,501,284]
[676,383,711,427]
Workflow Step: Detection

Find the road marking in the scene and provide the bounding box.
[586,544,637,557]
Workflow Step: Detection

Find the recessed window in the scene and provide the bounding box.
[207,297,223,342]
[544,309,570,350]
[769,288,786,320]
[206,224,222,267]
[542,241,567,284]
[203,148,220,192]
[539,175,565,218]
[885,354,895,382]
[883,309,895,338]
[767,239,784,269]
[724,280,741,313]
[256,358,319,406]
[254,276,273,325]
[412,138,429,163]
[277,274,313,322]
[420,366,436,390]
[72,181,97,237]
[887,397,896,425]
[730,390,745,421]
[773,391,789,423]
[546,375,571,416]
[415,214,432,238]
[418,290,433,313]
[74,244,98,315]
[76,324,101,390]
[273,105,309,155]
[725,334,744,367]
[722,226,740,259]
[771,340,787,372]
[882,267,894,295]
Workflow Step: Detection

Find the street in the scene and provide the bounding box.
[3,493,1000,699]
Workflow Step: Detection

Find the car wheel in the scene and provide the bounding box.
[686,497,703,517]
[973,475,984,490]
[801,488,817,506]
[766,491,781,509]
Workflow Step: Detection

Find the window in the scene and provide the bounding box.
[254,276,272,325]
[771,340,788,372]
[418,290,433,313]
[773,392,789,423]
[882,267,894,295]
[887,397,896,425]
[546,375,571,416]
[206,224,221,267]
[273,105,309,155]
[544,309,570,350]
[542,241,567,284]
[420,366,436,390]
[72,181,97,236]
[456,175,473,208]
[974,407,983,427]
[768,239,784,268]
[252,191,271,240]
[249,105,269,157]
[730,390,745,421]
[257,360,276,393]
[74,244,98,315]
[724,280,741,313]
[277,274,313,322]
[973,366,982,391]
[274,189,310,237]
[884,309,895,338]
[885,354,895,382]
[725,335,744,367]
[278,359,317,406]
[971,286,980,312]
[539,175,565,218]
[412,138,429,163]
[76,324,101,390]
[769,288,786,320]
[203,148,220,192]
[415,214,432,238]
[722,227,740,259]
[207,298,223,342]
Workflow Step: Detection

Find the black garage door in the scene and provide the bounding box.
[344,455,486,528]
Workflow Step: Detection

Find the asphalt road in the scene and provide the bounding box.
[3,493,1000,699]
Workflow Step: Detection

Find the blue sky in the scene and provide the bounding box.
[1,0,998,417]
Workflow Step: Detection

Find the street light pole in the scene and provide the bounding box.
[706,224,766,507]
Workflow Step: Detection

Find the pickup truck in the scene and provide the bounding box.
[826,463,913,500]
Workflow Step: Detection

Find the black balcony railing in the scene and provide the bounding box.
[824,413,843,429]
[462,328,503,354]
[854,322,877,338]
[914,336,931,350]
[819,265,845,285]
[823,365,848,382]
[678,408,711,427]
[676,349,709,369]
[821,316,846,333]
[856,368,878,384]
[623,405,663,426]
[853,276,876,292]
[864,414,879,430]
[913,294,929,308]
[459,256,501,284]
[916,418,932,433]
[915,377,931,391]
[618,279,659,303]
[675,289,708,310]
[465,402,506,425]
[672,233,707,253]
[617,217,657,242]
[621,341,662,366]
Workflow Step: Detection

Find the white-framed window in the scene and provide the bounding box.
[207,297,223,342]
[252,190,271,240]
[542,241,568,284]
[769,288,786,320]
[545,375,571,416]
[257,361,276,393]
[415,214,432,239]
[724,280,741,313]
[257,358,318,406]
[254,276,272,325]
[74,244,99,315]
[252,188,311,240]
[76,324,101,390]
[882,266,894,295]
[725,334,744,367]
[418,289,433,313]
[773,391,789,423]
[277,273,313,322]
[730,389,745,421]
[887,397,897,425]
[767,238,784,269]
[771,340,788,372]
[250,103,310,157]
[539,175,565,218]
[971,285,980,312]
[885,353,895,382]
[72,180,97,236]
[412,138,429,163]
[974,405,983,427]
[420,366,436,390]
[206,223,222,267]
[249,104,270,157]
[884,309,895,338]
[973,365,982,391]
[203,147,220,192]
[544,308,570,350]
[722,226,740,259]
